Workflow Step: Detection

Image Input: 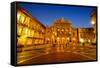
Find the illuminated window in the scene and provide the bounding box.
[34,39,38,44]
[35,32,39,37]
[30,30,34,37]
[66,29,68,32]
[32,22,35,29]
[22,27,28,36]
[57,29,60,31]
[19,13,25,24]
[40,34,43,38]
[41,40,44,44]
[35,24,39,29]
[32,20,37,29]
[25,28,28,36]
[17,11,21,22]
[27,29,31,37]
[24,17,30,26]
[27,39,32,45]
[61,29,64,32]
[57,37,60,40]
[29,20,34,28]
[42,29,44,33]
[17,36,27,45]
[17,25,22,35]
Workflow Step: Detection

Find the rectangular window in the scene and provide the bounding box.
[19,12,25,24]
[22,27,28,36]
[24,17,30,26]
[27,39,32,45]
[17,24,22,35]
[17,11,21,22]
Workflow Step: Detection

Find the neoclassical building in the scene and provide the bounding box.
[17,4,96,50]
[17,5,46,52]
[78,28,95,43]
[45,18,79,45]
[91,9,97,34]
[91,9,97,43]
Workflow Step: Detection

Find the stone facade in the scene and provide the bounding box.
[17,5,46,52]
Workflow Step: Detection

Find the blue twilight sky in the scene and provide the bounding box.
[19,3,96,28]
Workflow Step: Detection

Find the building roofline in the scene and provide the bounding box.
[16,3,46,28]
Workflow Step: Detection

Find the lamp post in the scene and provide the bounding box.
[79,38,84,46]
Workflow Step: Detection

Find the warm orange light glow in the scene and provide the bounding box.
[61,29,64,31]
[25,17,30,25]
[91,20,95,25]
[20,15,25,23]
[18,35,27,45]
[88,40,91,43]
[72,38,76,41]
[18,12,25,24]
[62,37,65,40]
[52,35,54,38]
[22,27,29,37]
[57,37,60,40]
[17,12,20,21]
[17,25,22,35]
[53,32,57,36]
[47,38,50,40]
[67,37,69,40]
[16,6,97,64]
[27,39,32,45]
[80,38,84,43]
[27,30,31,37]
[31,30,34,37]
[25,28,28,36]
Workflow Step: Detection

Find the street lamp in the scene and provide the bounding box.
[79,38,84,43]
[91,20,95,25]
[79,38,85,46]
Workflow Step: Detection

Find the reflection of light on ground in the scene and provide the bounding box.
[17,44,96,65]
